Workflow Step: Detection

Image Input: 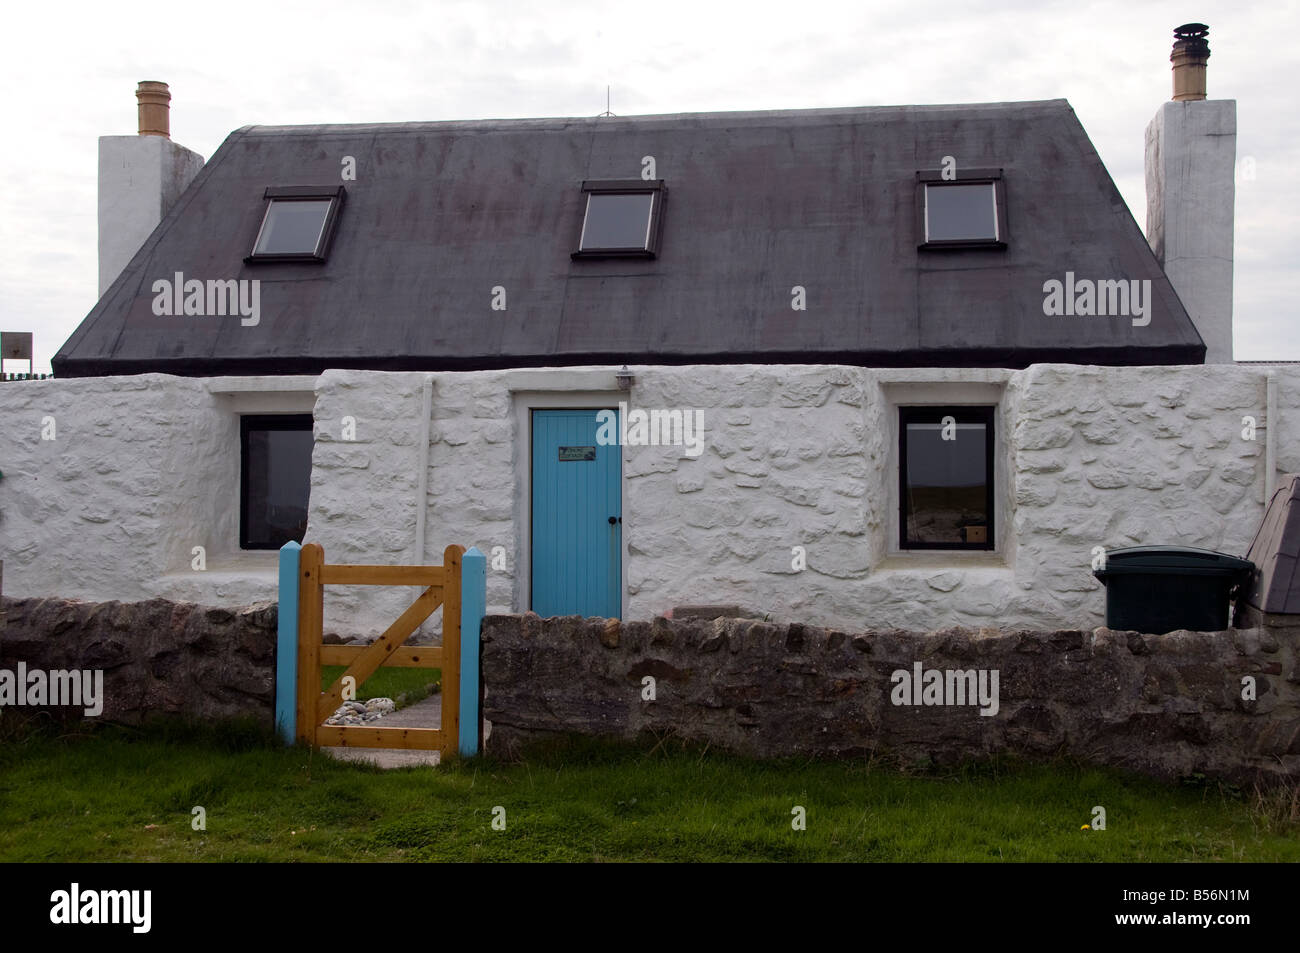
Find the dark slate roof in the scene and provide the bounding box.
[55,100,1205,376]
[1242,474,1300,615]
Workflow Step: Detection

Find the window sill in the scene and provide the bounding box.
[160,551,281,582]
[243,254,329,265]
[877,551,1009,572]
[917,240,1007,251]
[570,249,657,260]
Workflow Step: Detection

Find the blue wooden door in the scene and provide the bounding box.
[531,409,622,619]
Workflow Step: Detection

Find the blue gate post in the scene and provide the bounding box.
[459,546,487,756]
[276,541,301,744]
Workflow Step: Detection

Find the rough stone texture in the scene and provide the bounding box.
[0,596,276,723]
[482,613,1300,781]
[322,692,445,769]
[306,368,517,637]
[1,375,224,597]
[0,373,293,615]
[325,697,396,726]
[1005,363,1277,630]
[3,363,1298,635]
[672,605,754,620]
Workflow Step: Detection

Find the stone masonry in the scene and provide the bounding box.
[482,612,1300,781]
[0,596,277,723]
[1,363,1297,635]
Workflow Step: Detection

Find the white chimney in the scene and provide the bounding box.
[98,82,204,296]
[1144,24,1236,364]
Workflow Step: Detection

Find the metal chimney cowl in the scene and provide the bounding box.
[1171,23,1210,102]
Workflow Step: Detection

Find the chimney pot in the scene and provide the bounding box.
[136,81,171,138]
[1146,24,1236,364]
[99,83,203,295]
[1170,23,1210,102]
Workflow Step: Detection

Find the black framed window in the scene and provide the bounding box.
[240,414,314,550]
[572,179,666,258]
[899,406,995,550]
[916,169,1007,249]
[246,186,345,263]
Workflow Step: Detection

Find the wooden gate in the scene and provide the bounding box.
[275,541,486,756]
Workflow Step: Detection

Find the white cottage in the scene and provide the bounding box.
[4,25,1295,636]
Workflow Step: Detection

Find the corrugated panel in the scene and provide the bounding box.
[1242,474,1300,615]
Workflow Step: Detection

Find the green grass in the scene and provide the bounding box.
[0,717,1295,862]
[320,665,439,708]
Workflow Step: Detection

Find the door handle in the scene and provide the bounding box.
[608,516,621,524]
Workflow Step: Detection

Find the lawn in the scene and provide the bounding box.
[319,665,439,708]
[0,717,1295,862]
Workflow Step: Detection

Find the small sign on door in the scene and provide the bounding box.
[558,446,597,462]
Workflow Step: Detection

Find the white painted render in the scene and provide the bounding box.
[98,135,205,296]
[1145,99,1237,364]
[2,363,1296,636]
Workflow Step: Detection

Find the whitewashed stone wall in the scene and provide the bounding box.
[305,370,518,638]
[0,374,309,612]
[620,365,884,625]
[0,375,236,602]
[3,364,1296,636]
[611,363,1295,630]
[1007,364,1277,627]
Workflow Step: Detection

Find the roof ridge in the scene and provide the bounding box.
[239,99,1073,136]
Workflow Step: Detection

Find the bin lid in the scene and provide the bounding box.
[1093,545,1254,579]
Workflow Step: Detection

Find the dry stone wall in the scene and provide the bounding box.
[0,596,276,723]
[482,612,1300,781]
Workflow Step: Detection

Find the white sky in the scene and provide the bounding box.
[0,0,1294,373]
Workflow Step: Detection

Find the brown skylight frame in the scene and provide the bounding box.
[571,179,667,259]
[245,185,346,263]
[915,168,1007,250]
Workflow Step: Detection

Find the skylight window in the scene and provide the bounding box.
[573,180,666,258]
[247,186,345,262]
[916,170,1007,250]
[926,184,997,241]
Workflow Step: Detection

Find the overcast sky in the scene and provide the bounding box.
[1,0,1294,373]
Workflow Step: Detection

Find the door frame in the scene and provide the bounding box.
[513,390,628,619]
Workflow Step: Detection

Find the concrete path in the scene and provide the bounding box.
[322,693,443,769]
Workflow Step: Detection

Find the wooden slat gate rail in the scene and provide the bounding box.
[273,541,487,757]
